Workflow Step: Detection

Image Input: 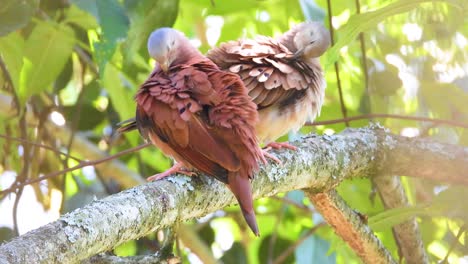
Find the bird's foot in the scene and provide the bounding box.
[262,148,282,165]
[147,163,196,181]
[262,142,297,165]
[264,141,297,151]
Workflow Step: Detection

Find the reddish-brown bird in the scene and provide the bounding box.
[207,22,330,154]
[123,28,265,236]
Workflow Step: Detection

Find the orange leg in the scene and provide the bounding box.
[262,149,282,164]
[262,141,298,165]
[264,141,298,151]
[147,163,196,181]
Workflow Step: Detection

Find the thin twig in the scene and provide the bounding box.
[59,68,87,209]
[267,204,287,264]
[306,113,468,128]
[1,56,29,236]
[326,0,349,127]
[74,46,98,75]
[0,143,151,198]
[269,195,314,213]
[355,0,371,116]
[13,111,30,236]
[0,134,82,162]
[442,224,466,264]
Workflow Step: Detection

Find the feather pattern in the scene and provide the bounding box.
[207,22,329,143]
[134,28,264,235]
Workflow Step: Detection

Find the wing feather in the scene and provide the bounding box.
[207,33,324,110]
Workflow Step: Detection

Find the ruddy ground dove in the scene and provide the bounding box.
[207,22,330,153]
[123,28,265,236]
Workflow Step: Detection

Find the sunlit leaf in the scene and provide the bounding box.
[64,4,99,30]
[325,0,467,68]
[19,21,75,104]
[95,0,130,75]
[0,0,39,36]
[0,31,24,90]
[114,240,137,256]
[73,0,129,74]
[368,206,427,231]
[71,0,98,19]
[123,0,179,67]
[204,0,262,15]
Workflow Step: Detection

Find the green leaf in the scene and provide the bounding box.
[325,0,467,68]
[71,0,98,19]
[95,0,129,75]
[114,240,137,257]
[19,22,75,104]
[123,0,179,67]
[204,0,262,15]
[368,206,427,231]
[0,0,39,36]
[73,0,129,74]
[0,31,24,90]
[64,4,99,30]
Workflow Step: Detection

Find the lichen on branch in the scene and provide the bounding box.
[0,126,466,263]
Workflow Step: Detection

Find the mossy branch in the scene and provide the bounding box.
[0,126,466,263]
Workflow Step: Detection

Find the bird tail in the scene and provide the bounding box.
[227,172,259,236]
[116,118,138,134]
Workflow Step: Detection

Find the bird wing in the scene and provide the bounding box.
[207,36,323,110]
[135,65,245,183]
[205,69,264,179]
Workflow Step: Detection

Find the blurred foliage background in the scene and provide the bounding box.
[0,0,468,263]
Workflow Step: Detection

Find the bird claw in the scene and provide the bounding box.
[262,148,282,165]
[147,163,195,181]
[261,142,298,165]
[264,141,298,151]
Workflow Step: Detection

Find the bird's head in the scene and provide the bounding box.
[147,28,182,73]
[293,22,331,60]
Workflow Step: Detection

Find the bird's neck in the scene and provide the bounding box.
[277,24,302,53]
[173,43,204,65]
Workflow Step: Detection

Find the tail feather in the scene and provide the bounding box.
[227,172,259,236]
[116,118,138,133]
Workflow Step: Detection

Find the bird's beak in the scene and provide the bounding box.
[159,61,169,73]
[292,48,305,60]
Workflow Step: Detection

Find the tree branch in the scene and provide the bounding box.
[306,190,396,264]
[372,175,428,264]
[82,253,180,264]
[0,126,466,263]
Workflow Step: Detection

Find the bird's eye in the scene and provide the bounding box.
[309,40,316,44]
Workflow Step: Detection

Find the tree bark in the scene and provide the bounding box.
[0,126,466,263]
[306,190,396,264]
[372,175,428,264]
